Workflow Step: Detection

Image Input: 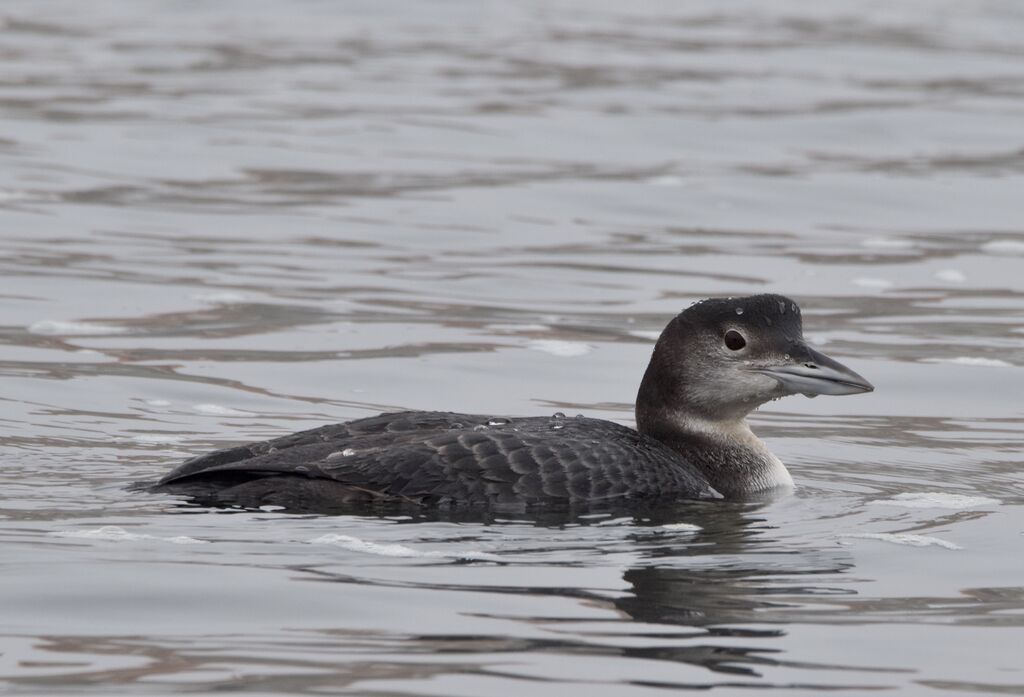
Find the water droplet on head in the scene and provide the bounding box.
[487,417,511,426]
[552,412,566,419]
[734,307,744,315]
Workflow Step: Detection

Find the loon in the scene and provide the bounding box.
[152,294,872,508]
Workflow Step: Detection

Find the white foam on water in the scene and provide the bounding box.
[164,536,208,544]
[922,357,1013,368]
[658,522,702,532]
[310,534,503,562]
[193,403,253,416]
[981,240,1024,255]
[28,320,128,336]
[869,492,1000,509]
[934,269,966,283]
[592,516,635,527]
[841,533,961,550]
[852,277,893,289]
[52,526,207,544]
[528,340,592,357]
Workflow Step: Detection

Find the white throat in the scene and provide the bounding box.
[669,414,795,494]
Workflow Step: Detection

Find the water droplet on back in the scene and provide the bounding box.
[552,412,566,419]
[326,448,356,461]
[487,417,511,426]
[473,424,488,431]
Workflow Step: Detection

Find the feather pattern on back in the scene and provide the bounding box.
[157,411,721,505]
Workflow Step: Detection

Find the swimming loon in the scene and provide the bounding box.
[153,294,872,508]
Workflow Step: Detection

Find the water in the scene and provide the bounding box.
[2,0,1024,694]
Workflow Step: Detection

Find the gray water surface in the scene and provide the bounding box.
[2,1,1024,694]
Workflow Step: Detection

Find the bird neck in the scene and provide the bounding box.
[635,407,794,498]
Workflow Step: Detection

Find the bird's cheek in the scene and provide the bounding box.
[748,372,788,400]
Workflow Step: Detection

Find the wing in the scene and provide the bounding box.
[156,411,718,504]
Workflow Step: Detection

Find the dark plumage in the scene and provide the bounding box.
[156,411,719,508]
[152,294,873,510]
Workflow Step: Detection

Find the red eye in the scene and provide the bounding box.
[724,330,747,351]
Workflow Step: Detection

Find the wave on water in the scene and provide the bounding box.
[191,291,248,304]
[869,492,1000,509]
[934,269,966,283]
[28,320,128,336]
[310,534,503,562]
[921,357,1013,368]
[192,403,254,416]
[528,340,593,357]
[51,526,207,544]
[981,240,1024,255]
[658,522,702,531]
[841,532,961,550]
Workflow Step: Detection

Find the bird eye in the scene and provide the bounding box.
[724,330,747,351]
